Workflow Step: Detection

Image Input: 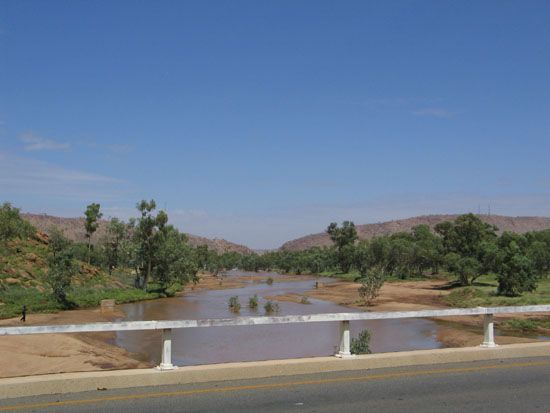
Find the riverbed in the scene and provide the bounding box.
[114,271,442,366]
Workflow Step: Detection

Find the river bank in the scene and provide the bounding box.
[298,278,548,347]
[1,272,547,378]
[0,308,151,378]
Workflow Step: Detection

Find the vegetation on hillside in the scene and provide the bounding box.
[237,214,550,304]
[0,200,242,319]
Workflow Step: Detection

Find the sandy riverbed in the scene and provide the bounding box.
[299,279,547,347]
[1,274,547,378]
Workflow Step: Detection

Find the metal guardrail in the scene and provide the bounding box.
[1,305,549,370]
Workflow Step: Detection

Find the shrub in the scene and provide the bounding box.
[249,294,258,310]
[266,277,274,285]
[228,296,241,313]
[350,329,371,355]
[300,296,310,304]
[358,273,384,305]
[264,300,279,314]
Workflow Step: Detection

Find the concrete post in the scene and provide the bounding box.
[158,328,176,370]
[480,313,497,348]
[336,320,353,358]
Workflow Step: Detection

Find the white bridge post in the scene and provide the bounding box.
[481,313,497,348]
[336,320,353,358]
[158,328,176,370]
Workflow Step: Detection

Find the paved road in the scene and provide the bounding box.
[1,357,549,412]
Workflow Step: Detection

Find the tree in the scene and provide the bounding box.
[0,202,34,241]
[46,242,77,306]
[326,221,358,272]
[327,221,358,249]
[104,218,127,274]
[435,214,498,285]
[411,225,443,275]
[84,203,103,264]
[153,225,198,291]
[496,232,538,296]
[48,227,71,258]
[195,245,210,270]
[132,200,168,290]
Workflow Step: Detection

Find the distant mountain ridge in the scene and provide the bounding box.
[22,213,253,255]
[280,214,550,251]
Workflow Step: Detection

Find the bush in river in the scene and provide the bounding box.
[350,329,371,355]
[266,277,274,285]
[249,294,258,310]
[228,296,241,313]
[264,300,279,314]
[300,296,310,304]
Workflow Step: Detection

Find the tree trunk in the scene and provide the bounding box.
[143,258,151,291]
[87,236,91,265]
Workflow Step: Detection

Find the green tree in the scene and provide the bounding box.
[435,214,498,285]
[84,203,103,264]
[326,221,358,272]
[46,246,77,306]
[153,225,198,291]
[133,200,168,290]
[496,232,538,296]
[0,202,34,241]
[195,245,210,270]
[48,227,71,258]
[104,218,127,274]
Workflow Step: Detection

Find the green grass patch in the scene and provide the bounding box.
[68,288,161,308]
[319,270,361,281]
[0,286,63,318]
[500,319,539,332]
[444,274,550,308]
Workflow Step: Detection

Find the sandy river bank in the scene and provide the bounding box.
[0,273,546,378]
[300,278,546,348]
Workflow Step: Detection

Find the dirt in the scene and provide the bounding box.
[0,308,151,378]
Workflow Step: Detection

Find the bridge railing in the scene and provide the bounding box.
[1,305,549,370]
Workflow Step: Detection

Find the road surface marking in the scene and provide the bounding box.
[1,360,549,411]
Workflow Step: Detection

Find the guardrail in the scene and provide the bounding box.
[1,305,549,370]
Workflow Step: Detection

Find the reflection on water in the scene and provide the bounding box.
[115,271,442,365]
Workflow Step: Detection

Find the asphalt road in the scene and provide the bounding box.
[1,357,549,412]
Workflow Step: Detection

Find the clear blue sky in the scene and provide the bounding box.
[1,1,549,249]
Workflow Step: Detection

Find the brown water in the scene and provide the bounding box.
[115,271,442,365]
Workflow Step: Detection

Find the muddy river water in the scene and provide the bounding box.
[114,271,442,366]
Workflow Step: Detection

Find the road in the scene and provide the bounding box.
[1,357,549,412]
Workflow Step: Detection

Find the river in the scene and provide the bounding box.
[113,271,443,366]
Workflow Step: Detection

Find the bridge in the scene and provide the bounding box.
[0,305,549,411]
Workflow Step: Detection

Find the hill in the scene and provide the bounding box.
[280,214,550,251]
[22,213,253,255]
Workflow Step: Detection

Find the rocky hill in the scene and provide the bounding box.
[22,214,253,255]
[280,214,550,251]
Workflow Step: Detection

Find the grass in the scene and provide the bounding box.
[500,319,539,332]
[319,270,361,282]
[444,274,550,307]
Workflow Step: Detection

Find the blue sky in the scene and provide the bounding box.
[1,1,549,249]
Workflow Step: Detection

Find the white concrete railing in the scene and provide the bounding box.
[1,305,549,370]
